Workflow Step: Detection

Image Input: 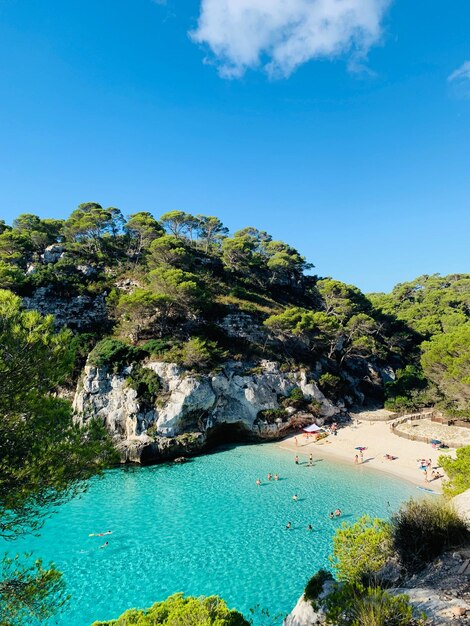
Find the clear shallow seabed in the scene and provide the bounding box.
[12,443,416,626]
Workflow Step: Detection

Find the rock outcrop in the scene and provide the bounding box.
[23,286,108,331]
[283,581,336,626]
[453,489,470,525]
[283,596,324,626]
[73,360,338,463]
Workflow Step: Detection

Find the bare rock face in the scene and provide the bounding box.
[218,312,267,344]
[73,365,155,438]
[283,582,336,626]
[42,244,64,264]
[453,489,470,525]
[73,360,338,463]
[23,287,108,331]
[283,596,324,626]
[390,588,470,625]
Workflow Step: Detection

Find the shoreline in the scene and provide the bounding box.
[275,421,457,491]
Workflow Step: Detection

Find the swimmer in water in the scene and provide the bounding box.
[267,473,272,481]
[292,494,298,501]
[100,541,109,549]
[256,478,261,487]
[294,455,299,465]
[334,509,342,517]
[286,522,292,530]
[274,473,279,481]
[329,512,334,520]
[307,524,313,531]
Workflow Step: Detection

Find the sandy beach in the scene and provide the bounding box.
[278,420,458,491]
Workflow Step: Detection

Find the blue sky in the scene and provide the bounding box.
[0,0,469,292]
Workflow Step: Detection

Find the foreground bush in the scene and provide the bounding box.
[323,584,416,626]
[91,593,249,626]
[330,516,393,583]
[304,569,333,605]
[391,498,469,572]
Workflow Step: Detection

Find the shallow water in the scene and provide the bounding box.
[12,443,415,625]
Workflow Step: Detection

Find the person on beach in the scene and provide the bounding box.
[309,453,313,466]
[295,436,298,446]
[286,521,292,529]
[294,455,299,465]
[256,478,261,486]
[354,454,359,464]
[274,473,279,481]
[292,494,298,501]
[359,451,364,463]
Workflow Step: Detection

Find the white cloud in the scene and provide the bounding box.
[448,61,470,83]
[190,0,392,79]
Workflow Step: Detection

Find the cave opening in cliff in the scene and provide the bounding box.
[206,422,253,447]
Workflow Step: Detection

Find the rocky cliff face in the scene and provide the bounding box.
[23,286,107,331]
[73,360,339,463]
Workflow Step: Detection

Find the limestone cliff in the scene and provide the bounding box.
[73,360,339,463]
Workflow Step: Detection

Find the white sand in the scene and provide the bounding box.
[277,420,457,491]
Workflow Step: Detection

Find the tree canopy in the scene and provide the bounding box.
[92,593,250,626]
[0,204,468,416]
[0,289,116,623]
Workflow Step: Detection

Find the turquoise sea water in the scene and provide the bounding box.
[12,443,416,626]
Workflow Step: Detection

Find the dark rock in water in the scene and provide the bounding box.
[116,432,206,465]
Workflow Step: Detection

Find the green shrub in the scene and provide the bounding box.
[304,569,333,605]
[323,584,416,626]
[126,364,161,407]
[384,396,414,412]
[282,386,307,409]
[308,399,322,416]
[391,498,469,572]
[164,337,227,370]
[87,338,146,371]
[330,516,393,583]
[319,373,345,402]
[351,587,415,626]
[439,446,470,496]
[142,339,174,356]
[0,260,25,290]
[257,408,288,423]
[91,592,249,626]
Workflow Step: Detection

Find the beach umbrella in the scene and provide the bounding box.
[303,424,322,433]
[355,446,366,451]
